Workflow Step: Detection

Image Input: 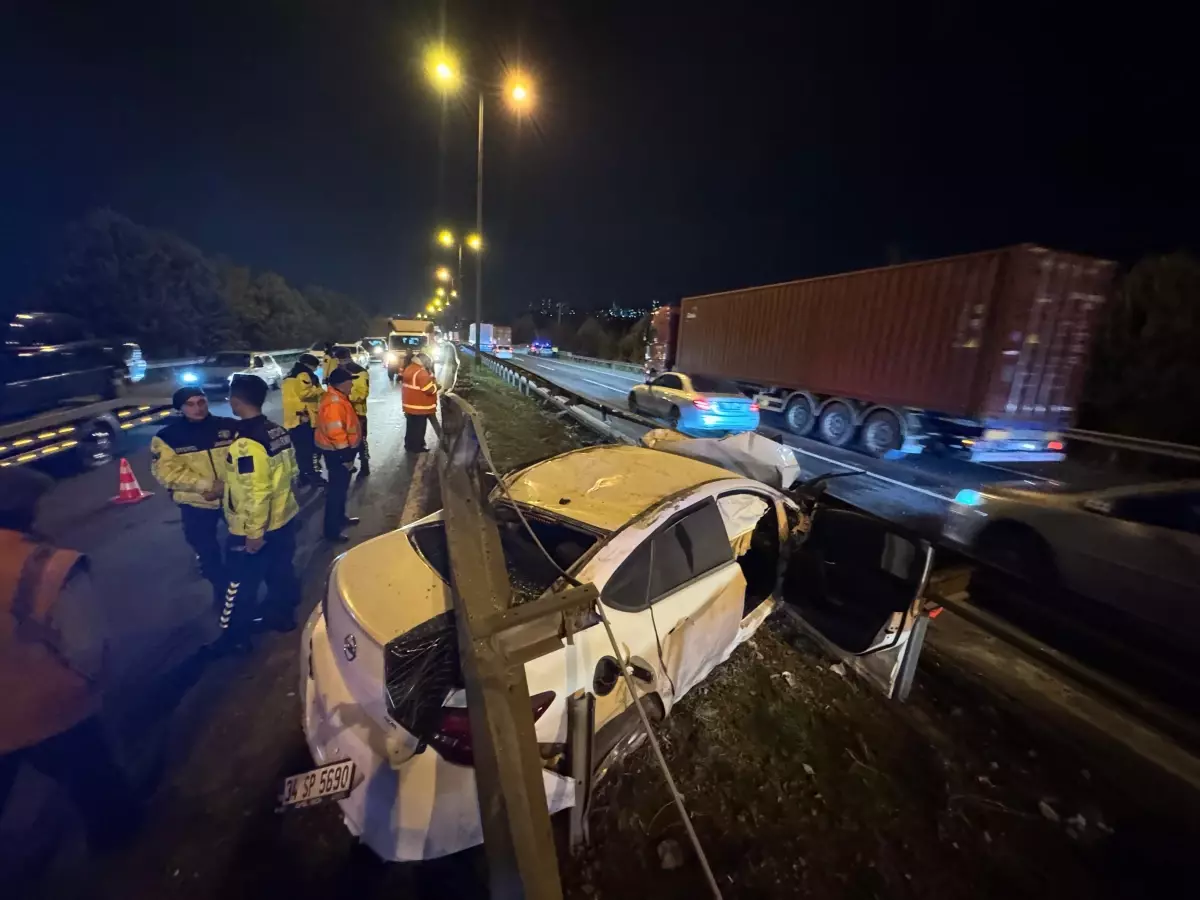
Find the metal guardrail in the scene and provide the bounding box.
[472,349,661,443]
[436,389,599,898]
[1064,427,1200,464]
[556,351,643,374]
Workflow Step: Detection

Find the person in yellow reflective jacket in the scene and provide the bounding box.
[281,353,325,487]
[332,346,371,479]
[150,387,236,608]
[218,375,301,651]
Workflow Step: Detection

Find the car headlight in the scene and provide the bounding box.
[179,370,199,384]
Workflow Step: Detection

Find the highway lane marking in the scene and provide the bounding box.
[521,359,633,396]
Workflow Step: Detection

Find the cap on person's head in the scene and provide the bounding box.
[229,373,268,408]
[0,466,54,529]
[327,366,353,388]
[332,346,351,361]
[172,386,206,410]
[298,353,319,369]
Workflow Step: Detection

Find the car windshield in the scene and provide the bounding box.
[364,339,384,348]
[408,504,599,605]
[204,352,251,367]
[690,375,744,395]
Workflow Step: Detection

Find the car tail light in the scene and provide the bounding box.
[428,691,556,767]
[693,397,712,411]
[749,402,759,412]
[1048,440,1064,451]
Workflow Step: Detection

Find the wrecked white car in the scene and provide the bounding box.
[297,444,938,860]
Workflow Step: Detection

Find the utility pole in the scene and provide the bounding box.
[474,90,484,365]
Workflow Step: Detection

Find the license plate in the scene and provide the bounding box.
[277,759,355,812]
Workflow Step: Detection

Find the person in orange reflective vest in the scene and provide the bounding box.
[314,367,362,543]
[402,352,438,452]
[0,468,143,853]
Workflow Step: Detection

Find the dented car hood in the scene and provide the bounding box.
[499,444,737,532]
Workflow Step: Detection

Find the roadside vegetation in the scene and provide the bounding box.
[8,209,374,357]
[465,364,1192,900]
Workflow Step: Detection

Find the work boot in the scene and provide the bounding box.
[344,517,361,527]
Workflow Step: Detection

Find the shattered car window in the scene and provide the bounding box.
[407,509,597,606]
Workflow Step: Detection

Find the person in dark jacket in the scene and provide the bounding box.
[150,388,236,607]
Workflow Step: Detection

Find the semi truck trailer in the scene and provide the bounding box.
[646,245,1114,461]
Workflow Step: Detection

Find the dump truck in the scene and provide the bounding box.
[646,245,1115,461]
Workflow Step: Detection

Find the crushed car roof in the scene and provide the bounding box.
[501,444,738,533]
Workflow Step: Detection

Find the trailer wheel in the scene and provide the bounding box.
[783,395,816,436]
[860,409,903,456]
[817,401,855,447]
[77,420,117,469]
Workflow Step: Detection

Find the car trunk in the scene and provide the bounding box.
[324,517,453,744]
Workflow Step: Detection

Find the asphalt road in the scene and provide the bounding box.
[3,362,482,899]
[508,354,1063,536]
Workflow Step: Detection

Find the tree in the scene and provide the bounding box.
[511,313,536,345]
[303,285,371,343]
[617,313,650,362]
[1081,253,1200,443]
[44,209,235,356]
[574,316,616,359]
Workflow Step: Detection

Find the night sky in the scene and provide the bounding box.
[2,1,1195,318]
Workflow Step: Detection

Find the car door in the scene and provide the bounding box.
[566,495,748,719]
[780,505,938,700]
[648,373,683,416]
[263,355,280,384]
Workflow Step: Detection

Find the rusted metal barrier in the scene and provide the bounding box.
[436,391,597,899]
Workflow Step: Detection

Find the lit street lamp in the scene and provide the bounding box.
[426,47,534,355]
[435,287,446,298]
[435,266,451,283]
[437,229,455,248]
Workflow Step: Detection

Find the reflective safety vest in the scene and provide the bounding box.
[402,363,437,415]
[150,415,236,509]
[0,531,98,753]
[315,387,361,451]
[345,362,370,417]
[281,367,323,429]
[224,416,299,538]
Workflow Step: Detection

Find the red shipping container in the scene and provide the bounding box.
[676,245,1114,428]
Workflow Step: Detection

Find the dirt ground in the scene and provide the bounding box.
[464,363,1196,900]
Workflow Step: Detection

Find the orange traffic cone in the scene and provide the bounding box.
[111,457,153,504]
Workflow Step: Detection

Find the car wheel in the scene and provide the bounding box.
[783,395,816,436]
[859,409,903,456]
[977,523,1059,587]
[668,406,681,430]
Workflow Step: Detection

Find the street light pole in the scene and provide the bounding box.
[474,90,484,363]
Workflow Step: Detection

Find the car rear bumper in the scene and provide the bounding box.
[678,408,761,434]
[301,607,574,861]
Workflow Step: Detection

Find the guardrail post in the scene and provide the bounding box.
[435,394,566,900]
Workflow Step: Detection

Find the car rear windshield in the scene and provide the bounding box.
[690,375,744,395]
[205,353,251,367]
[408,506,598,604]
